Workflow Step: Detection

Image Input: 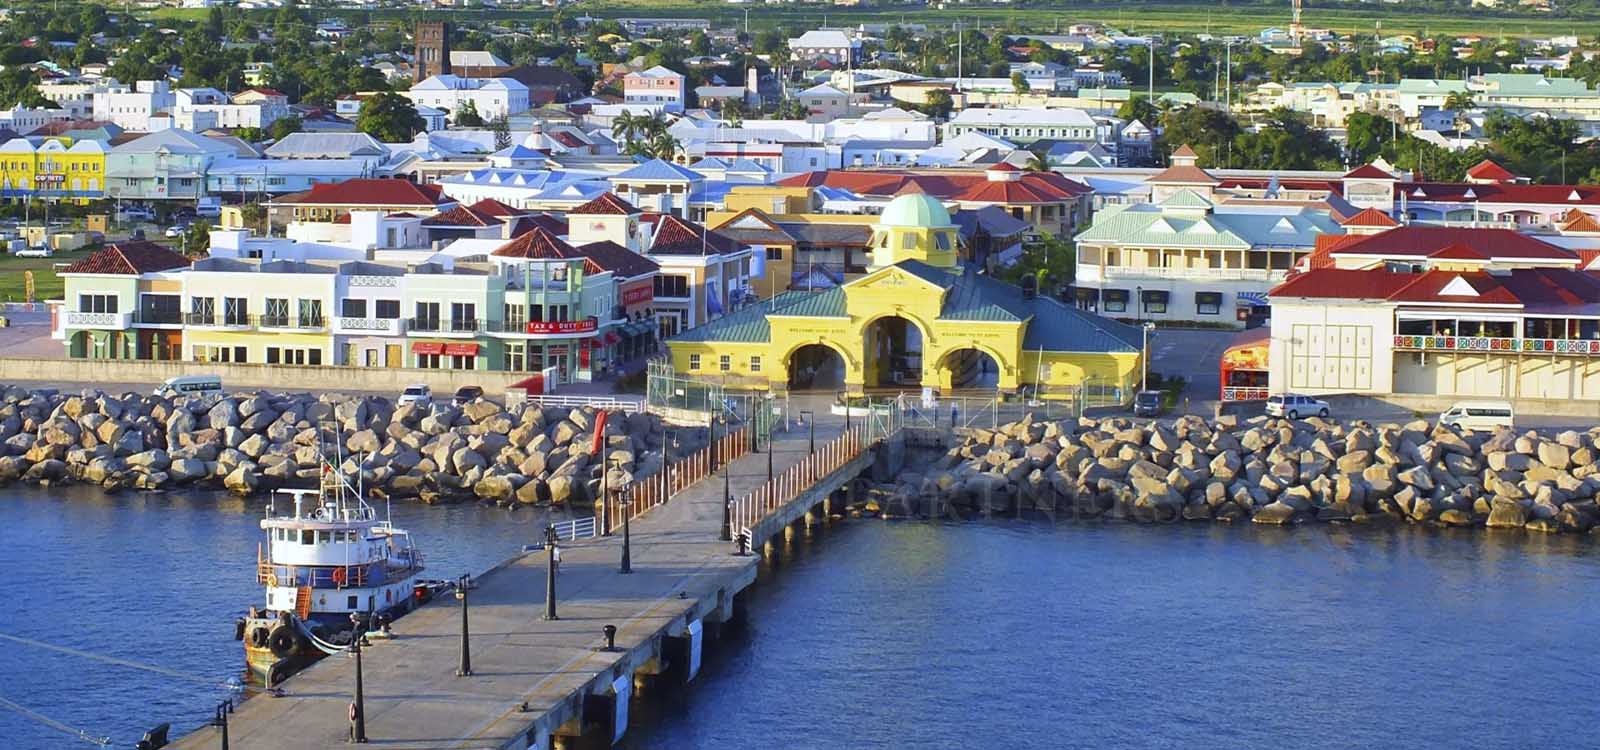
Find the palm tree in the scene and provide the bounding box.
[1023,153,1049,172]
[611,111,647,146]
[1442,90,1475,139]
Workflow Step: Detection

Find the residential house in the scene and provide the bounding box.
[788,29,861,66]
[405,75,531,120]
[0,137,106,203]
[104,128,237,201]
[622,66,687,114]
[56,241,192,361]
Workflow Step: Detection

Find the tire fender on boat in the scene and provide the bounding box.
[249,626,270,649]
[267,624,299,659]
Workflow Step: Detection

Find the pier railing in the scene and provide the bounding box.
[603,422,753,532]
[729,425,865,532]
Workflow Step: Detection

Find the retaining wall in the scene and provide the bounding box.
[0,357,520,396]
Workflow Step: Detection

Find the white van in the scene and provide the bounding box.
[156,375,224,397]
[1439,401,1514,432]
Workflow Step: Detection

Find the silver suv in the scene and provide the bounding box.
[1265,393,1330,420]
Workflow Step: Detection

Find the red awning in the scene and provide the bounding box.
[411,342,444,355]
[604,331,621,345]
[587,338,604,349]
[443,342,479,356]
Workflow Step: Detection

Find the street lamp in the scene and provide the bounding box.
[1141,321,1156,391]
[543,526,559,620]
[454,574,471,677]
[719,461,732,541]
[618,464,633,575]
[348,613,367,744]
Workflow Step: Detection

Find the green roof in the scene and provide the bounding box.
[1074,203,1338,250]
[1476,74,1596,98]
[767,287,847,318]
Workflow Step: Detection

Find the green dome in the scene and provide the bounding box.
[878,193,953,228]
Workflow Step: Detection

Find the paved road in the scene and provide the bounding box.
[173,415,846,750]
[0,313,60,359]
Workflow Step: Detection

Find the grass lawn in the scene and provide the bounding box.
[0,248,96,304]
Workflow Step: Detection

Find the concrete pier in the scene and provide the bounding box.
[173,419,867,750]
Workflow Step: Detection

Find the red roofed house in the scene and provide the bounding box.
[277,179,456,225]
[776,163,1090,238]
[1268,224,1600,401]
[56,241,192,361]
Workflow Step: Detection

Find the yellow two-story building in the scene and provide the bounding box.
[668,193,1144,399]
[0,136,107,204]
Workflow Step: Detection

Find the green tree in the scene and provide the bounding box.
[1011,71,1029,95]
[182,222,212,257]
[269,116,303,141]
[1116,95,1159,126]
[490,114,511,151]
[453,100,484,127]
[0,67,51,109]
[1344,111,1398,165]
[1158,106,1241,167]
[997,232,1075,288]
[920,88,954,120]
[356,92,424,143]
[773,98,809,120]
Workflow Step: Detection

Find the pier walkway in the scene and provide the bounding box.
[173,415,879,750]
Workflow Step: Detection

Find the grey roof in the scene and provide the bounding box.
[265,132,387,159]
[775,222,871,247]
[109,128,237,156]
[955,205,1032,240]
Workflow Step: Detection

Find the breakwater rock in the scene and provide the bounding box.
[907,413,1600,535]
[0,385,672,506]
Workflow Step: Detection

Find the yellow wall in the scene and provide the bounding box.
[0,139,106,204]
[721,186,815,215]
[668,263,1143,396]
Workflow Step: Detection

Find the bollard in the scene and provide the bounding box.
[349,639,367,743]
[603,624,618,651]
[544,525,559,620]
[455,574,472,677]
[735,531,748,557]
[719,465,732,541]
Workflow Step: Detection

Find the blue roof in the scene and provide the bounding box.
[614,158,703,182]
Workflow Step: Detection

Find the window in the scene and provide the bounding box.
[341,299,367,318]
[1195,292,1222,316]
[719,354,731,372]
[414,301,441,331]
[750,356,762,372]
[504,343,525,371]
[504,303,525,327]
[416,353,442,369]
[1103,289,1129,313]
[375,299,400,319]
[78,293,118,314]
[1141,290,1169,315]
[655,275,690,298]
[263,298,289,327]
[450,302,477,332]
[298,299,323,327]
[688,353,701,370]
[766,247,783,260]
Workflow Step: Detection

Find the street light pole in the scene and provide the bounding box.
[1141,321,1155,391]
[349,614,367,744]
[619,473,633,574]
[719,461,732,541]
[454,574,471,677]
[543,526,559,620]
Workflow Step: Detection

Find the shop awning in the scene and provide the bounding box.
[587,338,604,349]
[1103,289,1129,303]
[1195,292,1223,305]
[411,342,444,355]
[443,343,479,356]
[1237,291,1269,307]
[1074,287,1100,303]
[1140,289,1170,304]
[605,331,621,345]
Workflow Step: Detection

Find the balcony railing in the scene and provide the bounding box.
[182,313,324,330]
[406,318,482,336]
[1082,266,1288,283]
[1393,335,1600,356]
[184,312,250,328]
[135,311,184,325]
[332,316,406,336]
[1221,386,1271,402]
[64,311,133,329]
[258,315,326,331]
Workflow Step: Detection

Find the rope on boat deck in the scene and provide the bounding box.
[0,631,253,693]
[0,695,111,746]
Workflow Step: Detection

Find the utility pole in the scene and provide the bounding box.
[956,21,963,93]
[1148,38,1155,103]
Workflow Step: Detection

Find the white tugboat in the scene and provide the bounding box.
[235,431,437,686]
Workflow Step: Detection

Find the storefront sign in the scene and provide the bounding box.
[622,285,654,306]
[526,318,598,335]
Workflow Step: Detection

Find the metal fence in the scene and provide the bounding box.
[522,516,597,550]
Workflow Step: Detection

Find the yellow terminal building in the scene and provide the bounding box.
[667,193,1145,398]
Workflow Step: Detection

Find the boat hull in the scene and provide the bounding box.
[239,580,441,687]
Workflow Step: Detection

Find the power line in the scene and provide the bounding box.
[0,695,111,747]
[0,631,250,693]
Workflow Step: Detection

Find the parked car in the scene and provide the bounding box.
[452,385,484,405]
[1265,393,1330,420]
[12,245,52,258]
[117,206,156,222]
[164,225,186,238]
[1132,390,1164,417]
[398,384,432,407]
[1439,401,1514,432]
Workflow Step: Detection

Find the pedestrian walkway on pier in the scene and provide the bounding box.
[173,415,859,750]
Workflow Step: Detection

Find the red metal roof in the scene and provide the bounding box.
[1396,181,1600,206]
[62,241,190,275]
[423,204,502,227]
[1328,226,1576,262]
[1343,164,1395,180]
[1341,207,1400,227]
[650,215,741,256]
[1386,270,1520,305]
[570,193,638,216]
[492,227,603,273]
[1465,159,1517,182]
[280,179,449,207]
[1146,164,1221,186]
[1270,268,1420,300]
[468,198,523,218]
[1274,266,1600,309]
[1428,242,1489,261]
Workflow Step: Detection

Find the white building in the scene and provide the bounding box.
[943,107,1098,146]
[93,80,177,132]
[0,105,72,135]
[405,75,531,120]
[788,29,861,66]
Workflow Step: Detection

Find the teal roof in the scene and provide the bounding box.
[671,263,1142,355]
[1396,79,1470,95]
[1476,74,1596,98]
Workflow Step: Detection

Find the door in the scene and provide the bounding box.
[365,348,378,367]
[385,344,401,368]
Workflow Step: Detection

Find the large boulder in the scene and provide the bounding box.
[224,465,258,495]
[1252,501,1298,525]
[473,474,517,503]
[1485,499,1528,529]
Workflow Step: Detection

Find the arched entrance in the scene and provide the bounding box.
[863,315,924,387]
[787,344,846,391]
[940,347,1001,391]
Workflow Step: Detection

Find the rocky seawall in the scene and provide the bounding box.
[903,413,1600,535]
[0,386,672,506]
